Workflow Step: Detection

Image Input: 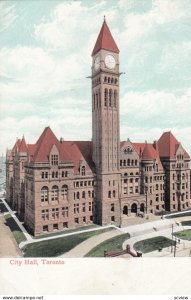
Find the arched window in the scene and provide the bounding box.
[108,191,111,198]
[115,78,117,84]
[109,89,112,106]
[135,160,138,166]
[124,173,128,177]
[131,160,134,166]
[104,88,108,106]
[41,186,49,202]
[88,191,91,198]
[114,90,117,107]
[130,172,133,176]
[82,191,85,198]
[108,77,110,83]
[156,184,158,190]
[111,78,114,84]
[113,190,116,197]
[61,185,68,200]
[51,185,59,201]
[127,159,130,166]
[123,160,126,166]
[104,76,107,82]
[76,192,80,200]
[82,166,85,176]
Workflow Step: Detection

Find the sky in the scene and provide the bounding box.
[0,0,191,156]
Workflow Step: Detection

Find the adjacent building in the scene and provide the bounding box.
[6,20,191,235]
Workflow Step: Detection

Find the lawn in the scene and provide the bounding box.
[23,227,114,257]
[0,202,8,213]
[4,214,27,244]
[84,233,130,257]
[181,220,191,226]
[33,224,100,239]
[174,229,191,241]
[134,236,175,253]
[165,211,191,219]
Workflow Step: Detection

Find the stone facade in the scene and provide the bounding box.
[6,20,191,235]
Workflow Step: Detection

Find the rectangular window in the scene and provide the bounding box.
[62,207,69,218]
[74,204,79,214]
[82,203,86,212]
[75,218,79,224]
[83,217,86,223]
[63,222,68,228]
[89,202,92,212]
[51,155,58,165]
[111,216,115,222]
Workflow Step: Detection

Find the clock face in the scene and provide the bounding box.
[94,55,100,71]
[105,54,116,69]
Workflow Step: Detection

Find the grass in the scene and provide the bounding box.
[134,236,175,253]
[181,220,191,226]
[165,211,191,219]
[174,229,191,241]
[4,214,27,244]
[33,224,100,239]
[0,202,8,213]
[84,233,130,257]
[23,227,114,257]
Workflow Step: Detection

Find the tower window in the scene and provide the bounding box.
[104,76,107,82]
[109,89,112,106]
[108,77,110,83]
[114,90,117,107]
[104,88,108,106]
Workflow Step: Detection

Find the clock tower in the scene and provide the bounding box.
[91,19,121,225]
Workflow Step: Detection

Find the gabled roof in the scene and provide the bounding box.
[33,127,60,162]
[92,20,119,56]
[19,136,28,152]
[11,139,22,155]
[157,131,179,158]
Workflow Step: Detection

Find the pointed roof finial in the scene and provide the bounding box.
[104,15,106,22]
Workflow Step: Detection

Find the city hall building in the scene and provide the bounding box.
[6,20,191,235]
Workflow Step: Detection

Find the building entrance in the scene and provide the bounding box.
[123,205,128,215]
[131,203,137,213]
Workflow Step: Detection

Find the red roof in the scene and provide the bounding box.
[11,139,22,155]
[19,136,28,152]
[92,20,119,56]
[157,131,179,158]
[27,127,95,173]
[142,143,157,160]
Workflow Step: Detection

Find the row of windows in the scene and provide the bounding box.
[172,182,188,189]
[108,190,116,198]
[42,171,68,179]
[41,186,94,202]
[92,76,118,86]
[120,159,138,167]
[145,176,165,183]
[144,165,159,172]
[41,202,92,220]
[93,89,118,109]
[74,190,94,200]
[172,173,188,180]
[42,216,94,231]
[123,172,139,177]
[172,192,189,201]
[74,180,94,188]
[124,186,139,194]
[41,185,68,202]
[123,178,139,183]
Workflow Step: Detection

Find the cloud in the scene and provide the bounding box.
[0,2,17,32]
[0,46,85,101]
[120,89,191,128]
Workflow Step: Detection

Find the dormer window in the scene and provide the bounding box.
[81,166,86,176]
[124,147,132,154]
[51,155,58,165]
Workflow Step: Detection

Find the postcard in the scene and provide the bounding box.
[0,0,191,298]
